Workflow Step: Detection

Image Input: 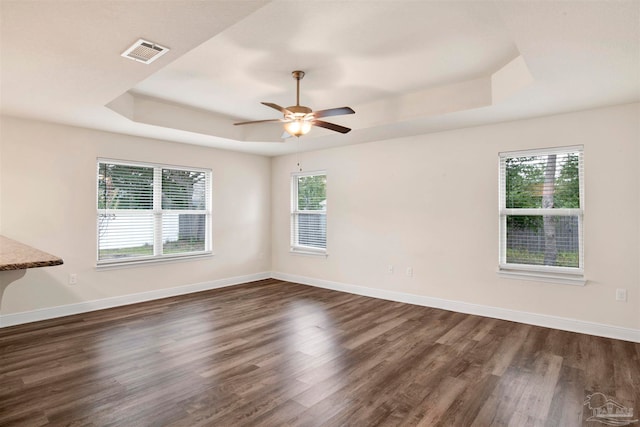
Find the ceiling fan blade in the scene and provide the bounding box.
[234,118,284,126]
[311,106,355,119]
[312,120,351,134]
[261,102,292,115]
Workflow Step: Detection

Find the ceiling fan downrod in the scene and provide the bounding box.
[292,70,305,106]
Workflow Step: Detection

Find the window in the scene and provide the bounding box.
[97,159,211,266]
[499,146,584,281]
[291,171,327,254]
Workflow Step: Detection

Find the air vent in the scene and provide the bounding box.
[121,39,169,64]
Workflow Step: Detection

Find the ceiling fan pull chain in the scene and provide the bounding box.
[296,135,302,172]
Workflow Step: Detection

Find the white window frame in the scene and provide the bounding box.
[96,158,212,268]
[291,170,327,256]
[498,146,585,285]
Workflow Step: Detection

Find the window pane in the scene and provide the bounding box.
[98,163,153,209]
[297,175,326,211]
[505,153,580,209]
[98,213,154,259]
[162,213,206,254]
[162,169,207,210]
[297,213,326,248]
[506,215,579,268]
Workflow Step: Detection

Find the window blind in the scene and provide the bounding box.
[161,168,208,255]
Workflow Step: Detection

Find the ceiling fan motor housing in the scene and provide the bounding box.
[286,105,312,115]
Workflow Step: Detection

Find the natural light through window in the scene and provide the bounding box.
[499,146,584,282]
[97,159,211,266]
[291,171,327,255]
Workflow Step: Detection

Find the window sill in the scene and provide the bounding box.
[290,247,328,257]
[96,252,214,270]
[497,268,585,286]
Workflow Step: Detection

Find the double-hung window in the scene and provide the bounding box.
[291,171,327,254]
[97,159,212,266]
[499,146,584,283]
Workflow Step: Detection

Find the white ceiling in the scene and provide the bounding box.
[1,1,638,156]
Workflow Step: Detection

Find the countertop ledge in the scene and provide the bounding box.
[0,236,64,271]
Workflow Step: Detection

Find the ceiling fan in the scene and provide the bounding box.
[234,70,355,138]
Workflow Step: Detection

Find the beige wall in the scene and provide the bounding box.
[0,117,271,315]
[2,104,638,332]
[272,103,640,330]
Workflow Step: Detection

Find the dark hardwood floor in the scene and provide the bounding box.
[1,279,638,426]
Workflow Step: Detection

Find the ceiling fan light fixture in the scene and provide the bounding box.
[284,117,312,137]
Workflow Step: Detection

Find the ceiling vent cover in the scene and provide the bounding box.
[121,39,169,64]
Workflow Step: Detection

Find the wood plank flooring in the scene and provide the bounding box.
[1,279,639,426]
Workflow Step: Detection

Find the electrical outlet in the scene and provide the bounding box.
[388,265,394,274]
[615,288,627,302]
[406,267,413,277]
[69,273,77,285]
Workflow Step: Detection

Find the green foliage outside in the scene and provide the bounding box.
[163,240,205,254]
[98,164,153,210]
[505,154,579,231]
[98,165,206,211]
[506,248,578,268]
[554,154,580,208]
[298,175,326,210]
[162,169,206,210]
[99,240,205,259]
[99,243,153,259]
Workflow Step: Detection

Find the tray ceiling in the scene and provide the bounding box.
[1,1,638,156]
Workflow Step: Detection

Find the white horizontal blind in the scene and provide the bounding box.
[161,168,209,255]
[499,146,584,273]
[291,172,327,253]
[97,160,211,264]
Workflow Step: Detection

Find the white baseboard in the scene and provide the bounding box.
[271,272,640,343]
[3,271,638,343]
[0,272,271,328]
